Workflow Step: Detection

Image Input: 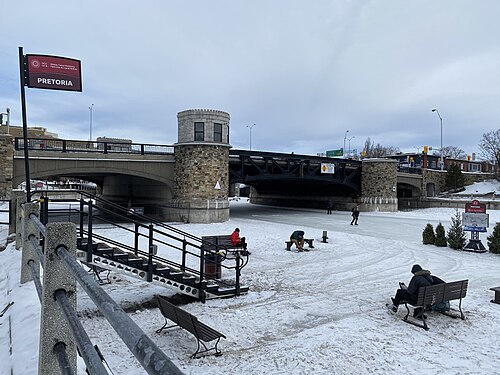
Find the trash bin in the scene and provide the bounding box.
[204,253,222,279]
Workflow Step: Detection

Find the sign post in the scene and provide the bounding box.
[18,46,82,201]
[462,200,488,252]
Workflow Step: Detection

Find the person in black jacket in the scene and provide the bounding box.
[350,204,360,225]
[386,264,444,317]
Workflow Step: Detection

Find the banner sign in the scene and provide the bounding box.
[26,54,82,92]
[465,200,486,214]
[326,149,343,157]
[321,163,335,174]
[462,212,489,232]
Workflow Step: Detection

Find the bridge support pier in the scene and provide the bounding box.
[361,159,398,212]
[173,109,231,223]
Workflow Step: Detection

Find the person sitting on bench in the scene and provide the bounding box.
[231,228,250,255]
[386,264,444,318]
[290,230,305,251]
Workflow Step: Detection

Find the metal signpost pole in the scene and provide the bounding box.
[18,46,31,201]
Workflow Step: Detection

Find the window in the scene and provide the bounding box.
[194,122,204,141]
[214,123,222,142]
[469,163,479,172]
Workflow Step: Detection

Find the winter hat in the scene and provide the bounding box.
[411,264,423,274]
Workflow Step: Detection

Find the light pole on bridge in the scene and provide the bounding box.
[431,108,443,171]
[343,130,349,158]
[89,104,94,141]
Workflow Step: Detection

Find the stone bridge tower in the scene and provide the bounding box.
[361,159,398,212]
[173,109,231,223]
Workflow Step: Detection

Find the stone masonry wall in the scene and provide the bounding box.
[0,134,13,198]
[177,109,230,144]
[361,159,398,211]
[174,144,229,200]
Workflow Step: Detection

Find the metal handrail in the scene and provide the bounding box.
[55,289,109,375]
[22,206,184,375]
[56,245,184,375]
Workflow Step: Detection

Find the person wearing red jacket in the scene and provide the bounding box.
[231,228,249,254]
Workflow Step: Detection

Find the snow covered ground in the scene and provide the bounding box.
[1,195,500,375]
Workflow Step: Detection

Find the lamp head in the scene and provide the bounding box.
[432,109,436,112]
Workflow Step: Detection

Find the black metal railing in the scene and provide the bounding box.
[31,189,248,301]
[14,137,174,155]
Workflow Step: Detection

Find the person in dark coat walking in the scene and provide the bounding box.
[386,264,445,318]
[350,204,360,225]
[327,199,333,215]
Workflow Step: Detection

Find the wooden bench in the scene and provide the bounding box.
[285,238,314,251]
[155,296,226,358]
[401,279,468,330]
[490,286,500,304]
[202,235,249,256]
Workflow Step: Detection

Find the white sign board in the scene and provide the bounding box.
[462,212,489,232]
[321,163,335,174]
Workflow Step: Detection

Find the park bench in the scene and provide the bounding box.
[285,238,314,251]
[202,235,249,256]
[400,279,468,330]
[155,296,226,358]
[490,286,500,304]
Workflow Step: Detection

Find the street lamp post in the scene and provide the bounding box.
[347,135,355,157]
[246,123,256,150]
[89,104,94,141]
[343,130,349,157]
[431,108,443,171]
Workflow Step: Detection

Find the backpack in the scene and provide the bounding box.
[432,301,450,312]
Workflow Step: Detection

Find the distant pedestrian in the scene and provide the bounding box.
[327,199,333,215]
[350,204,360,225]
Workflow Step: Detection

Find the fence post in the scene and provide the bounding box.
[39,222,77,375]
[20,202,40,284]
[14,192,26,249]
[10,189,24,235]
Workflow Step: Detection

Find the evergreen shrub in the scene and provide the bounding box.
[447,211,467,250]
[487,222,500,254]
[422,223,435,245]
[435,222,447,247]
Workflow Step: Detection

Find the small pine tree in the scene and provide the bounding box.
[422,223,435,245]
[445,164,466,191]
[487,222,500,254]
[435,222,447,247]
[447,211,467,250]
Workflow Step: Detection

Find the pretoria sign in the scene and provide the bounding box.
[26,54,82,92]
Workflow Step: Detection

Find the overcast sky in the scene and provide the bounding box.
[1,1,499,158]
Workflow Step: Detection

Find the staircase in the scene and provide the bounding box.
[35,189,249,302]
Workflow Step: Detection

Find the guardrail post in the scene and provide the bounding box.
[20,202,40,284]
[13,191,26,248]
[39,222,77,375]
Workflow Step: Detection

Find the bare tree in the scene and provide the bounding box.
[442,146,466,159]
[479,129,500,166]
[363,137,400,158]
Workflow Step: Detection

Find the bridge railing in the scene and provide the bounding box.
[18,201,184,375]
[397,164,423,174]
[14,137,174,155]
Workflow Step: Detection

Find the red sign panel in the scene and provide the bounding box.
[465,200,486,214]
[26,54,82,92]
